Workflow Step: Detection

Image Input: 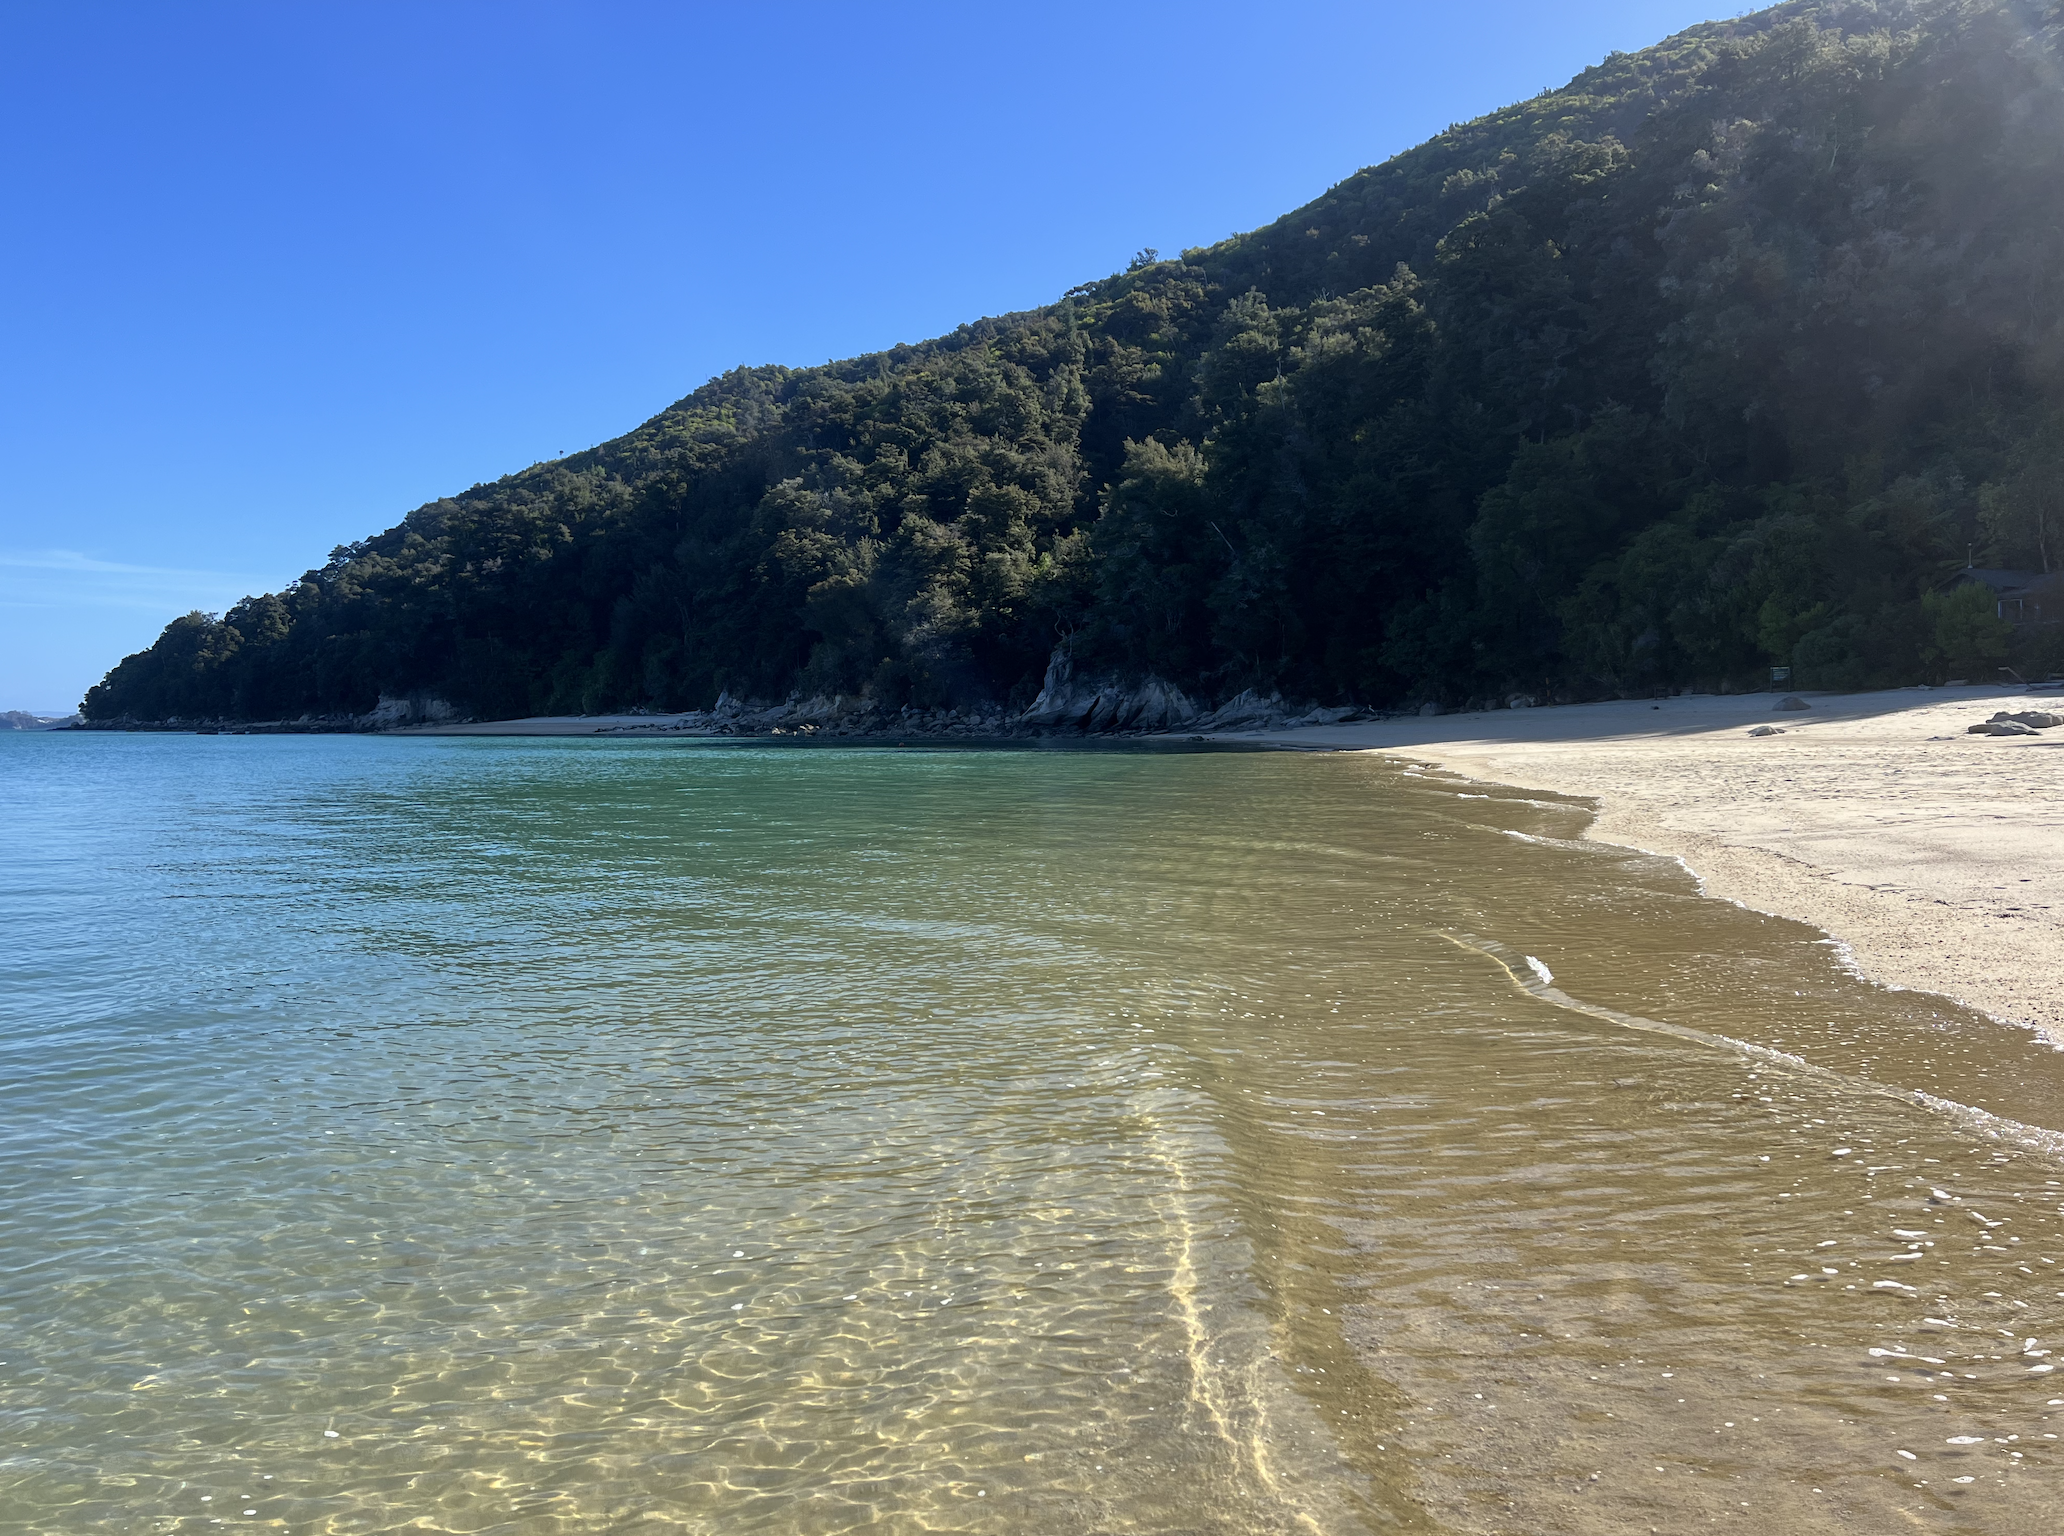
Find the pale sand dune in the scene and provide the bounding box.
[1234,686,2064,1042]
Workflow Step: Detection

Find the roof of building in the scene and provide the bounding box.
[1950,567,2049,595]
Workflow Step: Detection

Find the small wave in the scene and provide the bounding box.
[1440,931,2064,1158]
[1496,828,1592,851]
[1129,1092,1370,1535]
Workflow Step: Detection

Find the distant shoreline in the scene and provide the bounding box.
[1231,685,2064,1046]
[0,711,80,731]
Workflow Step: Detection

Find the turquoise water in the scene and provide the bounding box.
[4,733,2062,1534]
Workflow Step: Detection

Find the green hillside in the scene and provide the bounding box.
[85,0,2064,724]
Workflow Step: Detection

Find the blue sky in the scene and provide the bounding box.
[0,0,1727,713]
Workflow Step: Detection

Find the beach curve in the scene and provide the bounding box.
[1231,685,2064,1048]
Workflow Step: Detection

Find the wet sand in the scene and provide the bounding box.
[1236,686,2064,1046]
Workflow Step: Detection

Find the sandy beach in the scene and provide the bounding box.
[1237,686,2064,1044]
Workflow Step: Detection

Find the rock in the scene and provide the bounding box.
[1418,701,1444,718]
[1748,724,1784,737]
[1505,693,1538,710]
[362,693,460,728]
[1020,648,1199,732]
[1969,719,2038,735]
[783,694,846,725]
[1775,695,1810,711]
[1019,647,1366,733]
[1126,676,1204,731]
[1287,704,1359,727]
[1993,710,2063,728]
[1017,651,1095,728]
[1196,688,1288,730]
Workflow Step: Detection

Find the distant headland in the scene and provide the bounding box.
[2,711,80,731]
[79,0,2064,733]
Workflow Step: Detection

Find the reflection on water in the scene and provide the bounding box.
[1,734,2058,1534]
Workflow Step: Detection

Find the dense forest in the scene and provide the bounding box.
[85,0,2064,725]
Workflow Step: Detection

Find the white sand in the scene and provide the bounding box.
[1232,687,2064,1042]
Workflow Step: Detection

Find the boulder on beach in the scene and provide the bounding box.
[1775,695,1810,711]
[1968,719,2038,735]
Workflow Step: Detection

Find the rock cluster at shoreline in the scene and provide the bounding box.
[69,659,1394,740]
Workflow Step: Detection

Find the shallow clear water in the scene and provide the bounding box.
[2,733,2061,1534]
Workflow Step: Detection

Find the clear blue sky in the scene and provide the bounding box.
[0,0,1726,713]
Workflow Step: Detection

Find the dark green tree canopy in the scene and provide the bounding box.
[86,0,2064,723]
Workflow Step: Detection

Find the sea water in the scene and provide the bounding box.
[2,733,2060,1534]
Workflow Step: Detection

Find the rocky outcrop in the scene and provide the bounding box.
[1188,689,1363,731]
[361,694,461,728]
[74,660,1387,740]
[1019,652,1199,733]
[1018,651,1379,734]
[1193,688,1284,730]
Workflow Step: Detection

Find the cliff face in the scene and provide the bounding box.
[85,1,2064,726]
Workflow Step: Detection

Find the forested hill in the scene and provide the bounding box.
[85,0,2064,725]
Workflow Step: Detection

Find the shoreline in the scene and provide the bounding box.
[61,684,2063,1042]
[1224,685,2064,1045]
